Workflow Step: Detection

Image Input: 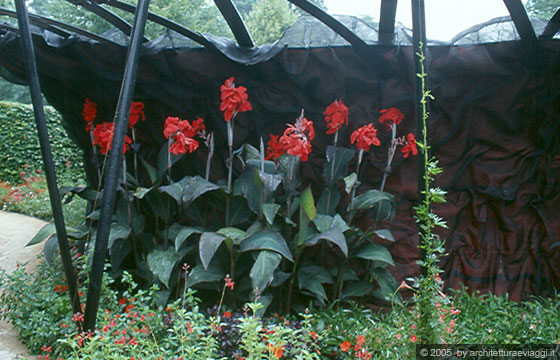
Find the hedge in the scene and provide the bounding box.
[0,101,84,184]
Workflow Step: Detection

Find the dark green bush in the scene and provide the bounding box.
[0,101,84,184]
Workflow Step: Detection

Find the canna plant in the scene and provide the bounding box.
[31,77,418,314]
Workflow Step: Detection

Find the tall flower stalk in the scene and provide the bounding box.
[220,77,252,194]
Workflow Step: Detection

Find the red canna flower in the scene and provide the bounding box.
[128,101,146,128]
[163,116,205,155]
[279,113,314,162]
[379,107,404,130]
[324,99,349,134]
[340,340,352,352]
[265,134,286,161]
[92,122,132,155]
[220,76,252,122]
[82,98,97,132]
[350,123,380,152]
[400,133,417,158]
[223,311,232,318]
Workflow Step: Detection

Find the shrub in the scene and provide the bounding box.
[0,101,84,184]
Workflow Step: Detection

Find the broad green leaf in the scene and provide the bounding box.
[108,223,131,249]
[216,227,246,245]
[278,154,300,195]
[301,186,316,220]
[240,167,264,214]
[139,155,157,185]
[159,181,184,204]
[350,189,394,211]
[355,244,394,266]
[270,270,291,287]
[227,196,253,226]
[374,229,395,242]
[297,265,333,304]
[187,264,225,288]
[147,247,178,288]
[110,238,131,273]
[175,226,204,252]
[27,224,55,246]
[182,176,220,205]
[342,281,374,299]
[199,232,227,270]
[305,228,348,257]
[43,235,58,266]
[323,146,355,186]
[249,250,282,292]
[133,186,152,199]
[239,229,294,262]
[371,267,398,301]
[59,186,98,201]
[343,172,358,194]
[262,203,281,225]
[313,214,349,233]
[317,187,340,215]
[247,159,276,174]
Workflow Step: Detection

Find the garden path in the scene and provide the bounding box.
[0,211,47,360]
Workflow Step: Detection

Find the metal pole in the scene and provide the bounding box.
[411,0,428,276]
[83,0,150,331]
[13,0,82,325]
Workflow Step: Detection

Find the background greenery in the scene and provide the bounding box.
[0,101,84,184]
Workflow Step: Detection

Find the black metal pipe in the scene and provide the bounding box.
[214,0,254,47]
[13,0,82,325]
[379,0,398,45]
[411,0,428,277]
[83,0,150,332]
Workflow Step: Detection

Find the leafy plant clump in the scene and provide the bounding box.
[1,256,558,360]
[35,77,420,313]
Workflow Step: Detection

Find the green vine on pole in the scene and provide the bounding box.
[411,42,456,344]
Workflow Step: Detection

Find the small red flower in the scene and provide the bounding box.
[119,298,127,305]
[309,331,318,340]
[410,334,418,343]
[323,99,349,134]
[340,340,352,352]
[92,122,132,155]
[41,345,52,353]
[400,133,417,158]
[128,101,146,128]
[350,123,380,152]
[225,275,235,290]
[220,76,252,122]
[82,98,97,132]
[355,335,366,349]
[72,312,84,322]
[223,311,232,318]
[379,107,404,130]
[395,333,402,340]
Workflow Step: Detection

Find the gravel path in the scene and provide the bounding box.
[0,211,47,360]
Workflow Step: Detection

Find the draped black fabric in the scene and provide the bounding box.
[1,15,558,301]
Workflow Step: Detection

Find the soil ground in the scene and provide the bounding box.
[0,211,47,360]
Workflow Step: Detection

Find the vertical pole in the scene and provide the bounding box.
[411,0,428,276]
[83,0,150,332]
[13,0,83,326]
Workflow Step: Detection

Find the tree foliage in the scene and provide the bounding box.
[245,0,298,45]
[525,0,560,20]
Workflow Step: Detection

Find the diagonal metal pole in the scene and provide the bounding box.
[411,0,428,277]
[13,0,82,326]
[84,0,150,332]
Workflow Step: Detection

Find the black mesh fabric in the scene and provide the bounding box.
[0,15,558,301]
